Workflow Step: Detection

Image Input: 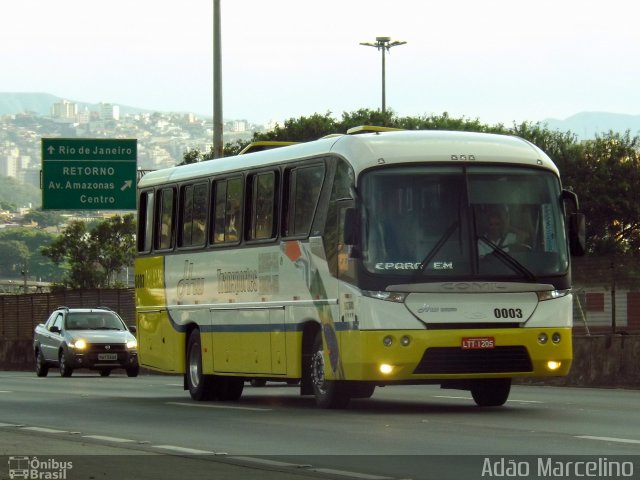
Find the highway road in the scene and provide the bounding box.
[1,371,639,480]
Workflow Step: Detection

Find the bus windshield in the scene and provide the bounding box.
[360,165,569,280]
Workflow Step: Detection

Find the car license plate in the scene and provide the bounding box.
[461,337,495,349]
[98,353,118,361]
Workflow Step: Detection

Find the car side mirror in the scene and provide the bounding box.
[49,326,61,334]
[128,325,137,334]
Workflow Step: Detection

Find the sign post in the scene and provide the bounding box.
[41,138,137,210]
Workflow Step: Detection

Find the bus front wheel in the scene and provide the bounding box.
[470,378,511,407]
[310,330,351,409]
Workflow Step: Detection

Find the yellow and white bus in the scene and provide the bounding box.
[135,128,585,408]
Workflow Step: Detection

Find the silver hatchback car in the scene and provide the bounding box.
[33,306,139,377]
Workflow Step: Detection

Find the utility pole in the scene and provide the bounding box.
[213,0,223,158]
[360,36,407,113]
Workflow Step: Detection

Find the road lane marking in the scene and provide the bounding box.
[433,395,542,404]
[166,401,272,412]
[310,468,393,479]
[22,427,68,434]
[153,445,216,455]
[230,456,311,468]
[576,435,640,445]
[0,423,20,427]
[82,435,136,443]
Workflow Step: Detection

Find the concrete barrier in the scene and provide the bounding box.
[3,336,640,388]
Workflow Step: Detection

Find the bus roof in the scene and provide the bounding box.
[137,130,558,188]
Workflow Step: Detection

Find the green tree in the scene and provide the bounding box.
[90,214,136,287]
[577,131,640,254]
[41,220,101,288]
[0,239,29,278]
[0,228,65,281]
[41,214,136,289]
[23,209,64,229]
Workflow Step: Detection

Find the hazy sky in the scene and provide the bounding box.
[3,0,639,126]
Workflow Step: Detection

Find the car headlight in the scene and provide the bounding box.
[71,339,87,350]
[126,339,137,349]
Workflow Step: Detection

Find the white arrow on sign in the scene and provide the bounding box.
[120,180,133,191]
[47,146,55,154]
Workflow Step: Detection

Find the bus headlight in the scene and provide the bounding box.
[538,332,548,344]
[379,364,394,375]
[546,361,562,371]
[362,291,407,303]
[552,332,562,344]
[382,336,393,347]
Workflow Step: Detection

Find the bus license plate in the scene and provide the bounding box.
[98,353,118,361]
[461,337,495,349]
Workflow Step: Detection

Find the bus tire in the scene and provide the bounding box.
[186,329,218,401]
[310,330,351,409]
[470,378,511,407]
[350,382,376,399]
[219,377,244,401]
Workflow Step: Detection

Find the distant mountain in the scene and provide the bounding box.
[0,92,151,117]
[542,112,640,140]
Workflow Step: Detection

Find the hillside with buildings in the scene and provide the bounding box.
[0,93,265,211]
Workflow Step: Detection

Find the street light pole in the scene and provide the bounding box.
[213,0,223,159]
[360,36,407,113]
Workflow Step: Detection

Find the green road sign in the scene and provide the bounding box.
[42,138,137,210]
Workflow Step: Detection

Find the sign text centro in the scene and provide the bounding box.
[41,138,137,211]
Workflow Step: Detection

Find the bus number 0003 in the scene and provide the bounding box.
[494,308,523,319]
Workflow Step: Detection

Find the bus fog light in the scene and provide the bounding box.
[400,335,411,346]
[538,333,548,344]
[382,336,393,347]
[379,364,394,375]
[552,332,561,344]
[547,361,561,371]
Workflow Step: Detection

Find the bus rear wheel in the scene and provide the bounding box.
[186,329,218,401]
[310,330,350,409]
[470,378,511,407]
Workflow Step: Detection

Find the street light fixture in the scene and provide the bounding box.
[360,36,407,113]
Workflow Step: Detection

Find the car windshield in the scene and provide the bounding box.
[65,313,125,330]
[360,165,569,280]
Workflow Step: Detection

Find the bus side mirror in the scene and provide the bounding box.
[562,189,586,257]
[343,208,358,245]
[569,213,586,256]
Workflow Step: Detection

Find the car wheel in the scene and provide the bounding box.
[99,369,111,377]
[186,329,219,400]
[310,330,351,409]
[35,349,49,377]
[126,365,139,377]
[59,350,73,377]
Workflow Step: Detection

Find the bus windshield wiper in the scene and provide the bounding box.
[412,220,459,279]
[478,236,537,282]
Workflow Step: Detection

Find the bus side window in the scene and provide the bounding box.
[212,177,242,244]
[248,171,277,241]
[179,182,208,248]
[283,164,325,237]
[137,191,154,253]
[155,187,175,250]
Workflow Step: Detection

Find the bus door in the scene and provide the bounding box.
[337,200,357,324]
[270,307,286,374]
